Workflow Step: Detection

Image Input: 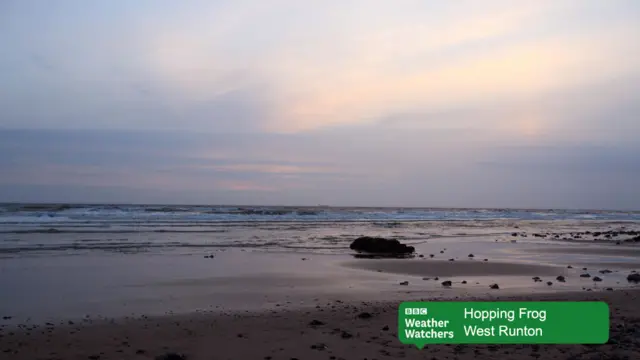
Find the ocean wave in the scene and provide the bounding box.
[1,204,640,225]
[0,241,284,253]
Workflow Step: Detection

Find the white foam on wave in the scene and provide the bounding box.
[0,215,75,223]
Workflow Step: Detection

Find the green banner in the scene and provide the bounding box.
[399,301,609,347]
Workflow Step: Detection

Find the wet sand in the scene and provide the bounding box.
[343,259,566,277]
[2,289,639,360]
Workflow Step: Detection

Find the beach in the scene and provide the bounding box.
[3,289,640,360]
[1,205,640,359]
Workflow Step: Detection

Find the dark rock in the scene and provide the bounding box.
[484,259,488,261]
[341,331,353,339]
[309,320,325,326]
[441,280,452,287]
[556,276,566,282]
[434,277,439,280]
[440,250,444,254]
[599,269,612,274]
[592,277,603,282]
[511,233,518,236]
[1,317,11,320]
[422,277,430,280]
[418,254,424,258]
[399,281,409,286]
[546,282,553,286]
[155,355,187,360]
[448,258,455,261]
[349,236,415,256]
[627,273,640,283]
[567,265,573,269]
[88,356,100,360]
[382,325,389,331]
[429,254,434,258]
[461,281,467,284]
[357,312,372,319]
[580,273,591,278]
[606,288,613,291]
[582,267,588,270]
[310,343,327,350]
[468,254,474,258]
[532,276,542,282]
[489,284,500,290]
[136,350,146,355]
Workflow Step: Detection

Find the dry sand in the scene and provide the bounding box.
[2,288,639,360]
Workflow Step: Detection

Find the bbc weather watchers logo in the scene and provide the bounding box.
[405,307,428,315]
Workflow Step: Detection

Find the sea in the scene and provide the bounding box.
[1,203,640,257]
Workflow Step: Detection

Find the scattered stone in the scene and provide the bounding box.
[418,254,424,258]
[310,343,327,350]
[349,236,415,255]
[489,284,500,290]
[429,254,434,258]
[382,325,389,331]
[605,288,613,291]
[567,265,573,269]
[448,258,455,261]
[546,282,553,286]
[556,276,566,282]
[1,317,11,320]
[483,259,488,262]
[399,281,409,286]
[511,233,518,237]
[532,276,542,282]
[441,281,452,287]
[341,331,353,339]
[599,269,613,274]
[582,267,588,270]
[468,254,474,258]
[203,255,214,259]
[461,280,467,284]
[592,277,603,282]
[580,273,591,278]
[309,320,325,326]
[440,250,444,254]
[301,258,307,261]
[357,312,372,319]
[422,277,430,281]
[434,277,439,281]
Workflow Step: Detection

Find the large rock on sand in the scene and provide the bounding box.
[349,237,415,256]
[627,273,640,283]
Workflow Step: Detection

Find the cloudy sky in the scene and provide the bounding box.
[1,0,639,209]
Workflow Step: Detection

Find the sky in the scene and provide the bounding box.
[1,0,639,209]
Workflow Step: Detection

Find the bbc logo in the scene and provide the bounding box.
[405,307,428,315]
